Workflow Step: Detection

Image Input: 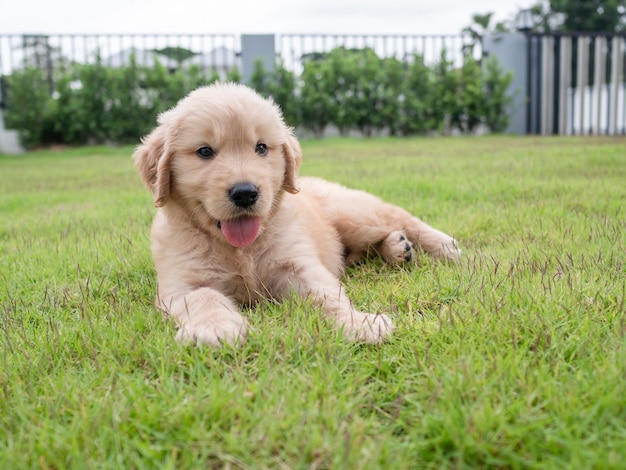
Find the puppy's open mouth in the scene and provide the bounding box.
[218,216,261,248]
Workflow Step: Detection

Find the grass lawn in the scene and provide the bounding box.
[1,136,625,468]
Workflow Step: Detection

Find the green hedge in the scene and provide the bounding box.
[3,48,513,148]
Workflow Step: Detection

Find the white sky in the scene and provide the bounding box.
[1,0,536,36]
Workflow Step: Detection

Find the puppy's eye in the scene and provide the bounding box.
[196,146,215,159]
[255,143,268,156]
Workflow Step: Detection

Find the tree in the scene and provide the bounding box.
[482,56,514,133]
[451,58,485,134]
[300,58,333,137]
[248,57,299,128]
[462,13,510,56]
[3,67,52,147]
[463,13,510,39]
[154,47,197,65]
[396,54,436,136]
[526,0,626,32]
[267,58,299,128]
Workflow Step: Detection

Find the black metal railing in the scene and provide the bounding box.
[0,32,478,108]
[277,33,478,73]
[0,34,240,74]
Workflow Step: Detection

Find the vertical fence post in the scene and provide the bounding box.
[576,36,589,135]
[0,47,25,154]
[241,34,276,85]
[529,35,544,134]
[608,36,623,135]
[558,36,572,135]
[482,32,529,135]
[540,36,554,135]
[526,34,532,134]
[0,110,24,154]
[592,36,607,135]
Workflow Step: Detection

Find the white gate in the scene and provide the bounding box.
[529,34,626,135]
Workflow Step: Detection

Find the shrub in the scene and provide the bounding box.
[452,57,485,134]
[143,60,219,116]
[430,51,459,134]
[4,67,52,148]
[300,56,334,137]
[225,67,242,83]
[249,57,299,128]
[51,60,109,145]
[397,55,436,136]
[3,46,514,147]
[482,55,514,133]
[322,47,388,136]
[104,56,155,143]
[267,58,299,128]
[378,57,404,136]
[4,54,223,147]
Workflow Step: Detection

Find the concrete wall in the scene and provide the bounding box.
[483,32,528,135]
[241,34,276,85]
[0,110,24,154]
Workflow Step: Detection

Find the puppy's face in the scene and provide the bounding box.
[133,83,302,247]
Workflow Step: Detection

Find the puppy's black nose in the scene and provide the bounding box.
[229,183,259,208]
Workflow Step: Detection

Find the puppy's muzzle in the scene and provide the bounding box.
[229,183,259,208]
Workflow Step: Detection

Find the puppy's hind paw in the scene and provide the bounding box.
[435,238,462,263]
[380,230,415,264]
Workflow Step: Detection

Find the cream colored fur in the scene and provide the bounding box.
[133,83,460,346]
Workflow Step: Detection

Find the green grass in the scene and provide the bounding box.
[1,136,625,469]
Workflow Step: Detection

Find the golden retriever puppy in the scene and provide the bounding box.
[133,83,460,346]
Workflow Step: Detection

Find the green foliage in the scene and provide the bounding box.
[51,66,100,145]
[554,0,626,31]
[154,46,197,63]
[452,57,485,133]
[462,12,511,56]
[225,66,242,83]
[69,60,109,144]
[143,60,217,116]
[482,55,515,133]
[104,56,153,144]
[430,51,459,133]
[397,55,437,135]
[3,54,221,147]
[300,56,335,137]
[302,47,402,136]
[248,57,269,94]
[305,47,514,137]
[3,67,53,148]
[267,58,299,128]
[4,47,515,147]
[331,47,388,136]
[527,0,626,32]
[248,57,299,127]
[377,57,404,136]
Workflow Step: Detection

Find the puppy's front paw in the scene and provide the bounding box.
[336,311,394,344]
[380,230,415,264]
[175,310,247,347]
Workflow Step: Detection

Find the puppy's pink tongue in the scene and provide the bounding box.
[220,216,261,247]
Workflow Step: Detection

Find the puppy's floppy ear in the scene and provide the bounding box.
[132,125,174,207]
[282,130,302,194]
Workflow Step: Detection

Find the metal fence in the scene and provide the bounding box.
[0,32,478,108]
[0,34,241,75]
[0,34,241,108]
[526,32,626,135]
[277,34,477,74]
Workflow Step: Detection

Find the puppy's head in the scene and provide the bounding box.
[133,83,302,247]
